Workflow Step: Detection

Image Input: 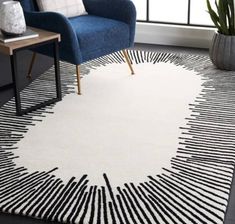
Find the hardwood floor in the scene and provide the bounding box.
[0,44,234,224]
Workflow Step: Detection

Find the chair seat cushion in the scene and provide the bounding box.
[69,15,130,62]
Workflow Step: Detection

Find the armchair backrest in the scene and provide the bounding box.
[18,0,39,12]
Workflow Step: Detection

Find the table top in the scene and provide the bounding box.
[0,27,61,55]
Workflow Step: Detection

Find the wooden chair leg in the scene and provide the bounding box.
[122,49,134,75]
[76,65,81,95]
[27,52,37,79]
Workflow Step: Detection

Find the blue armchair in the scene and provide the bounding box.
[18,0,136,94]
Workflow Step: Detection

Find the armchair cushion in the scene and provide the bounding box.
[69,15,130,62]
[36,0,87,18]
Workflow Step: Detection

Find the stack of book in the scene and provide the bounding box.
[0,28,39,43]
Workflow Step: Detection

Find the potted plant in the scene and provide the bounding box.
[206,0,235,70]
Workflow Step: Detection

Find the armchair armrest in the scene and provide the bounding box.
[24,11,82,65]
[84,0,136,45]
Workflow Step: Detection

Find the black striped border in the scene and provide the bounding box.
[0,50,234,224]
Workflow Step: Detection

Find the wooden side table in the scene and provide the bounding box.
[0,27,62,115]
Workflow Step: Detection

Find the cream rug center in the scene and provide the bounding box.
[15,62,203,186]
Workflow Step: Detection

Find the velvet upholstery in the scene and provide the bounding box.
[70,15,130,62]
[18,0,136,65]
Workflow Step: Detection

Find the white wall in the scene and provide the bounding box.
[135,22,216,49]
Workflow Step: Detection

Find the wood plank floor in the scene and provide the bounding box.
[0,43,234,224]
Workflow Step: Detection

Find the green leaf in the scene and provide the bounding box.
[206,0,223,33]
[227,0,235,34]
[207,0,231,35]
[216,0,229,34]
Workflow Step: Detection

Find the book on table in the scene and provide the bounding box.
[0,28,39,43]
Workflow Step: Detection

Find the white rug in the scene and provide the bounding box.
[14,62,202,186]
[0,50,234,224]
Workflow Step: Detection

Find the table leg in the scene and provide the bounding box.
[7,38,62,116]
[53,40,62,100]
[10,53,22,115]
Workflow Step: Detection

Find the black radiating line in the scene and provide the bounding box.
[171,166,230,190]
[40,183,65,219]
[88,185,97,224]
[46,177,76,220]
[53,181,81,222]
[163,168,228,200]
[103,174,124,223]
[130,183,161,224]
[59,181,89,222]
[71,192,88,223]
[141,182,198,224]
[122,188,145,224]
[153,178,223,222]
[54,175,88,222]
[10,177,55,214]
[171,159,232,179]
[117,187,138,224]
[124,183,152,224]
[66,184,88,222]
[116,195,131,224]
[108,202,117,224]
[79,186,94,223]
[0,174,51,204]
[101,186,109,224]
[137,185,180,224]
[25,179,63,217]
[96,189,102,224]
[160,174,226,207]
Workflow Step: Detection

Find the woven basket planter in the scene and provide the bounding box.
[209,32,235,71]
